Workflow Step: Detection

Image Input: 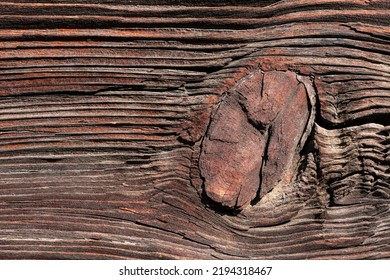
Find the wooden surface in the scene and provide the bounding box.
[0,0,389,259]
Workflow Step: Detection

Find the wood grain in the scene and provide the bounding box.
[0,0,389,259]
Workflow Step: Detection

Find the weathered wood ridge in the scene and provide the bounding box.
[0,0,389,259]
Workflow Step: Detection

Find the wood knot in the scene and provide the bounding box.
[199,70,316,210]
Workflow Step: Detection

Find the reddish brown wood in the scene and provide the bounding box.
[0,0,389,259]
[199,70,315,209]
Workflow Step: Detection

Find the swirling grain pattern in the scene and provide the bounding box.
[0,0,389,259]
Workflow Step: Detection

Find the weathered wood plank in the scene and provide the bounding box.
[0,0,389,259]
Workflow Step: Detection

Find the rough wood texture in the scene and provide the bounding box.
[0,0,389,259]
[200,71,315,209]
